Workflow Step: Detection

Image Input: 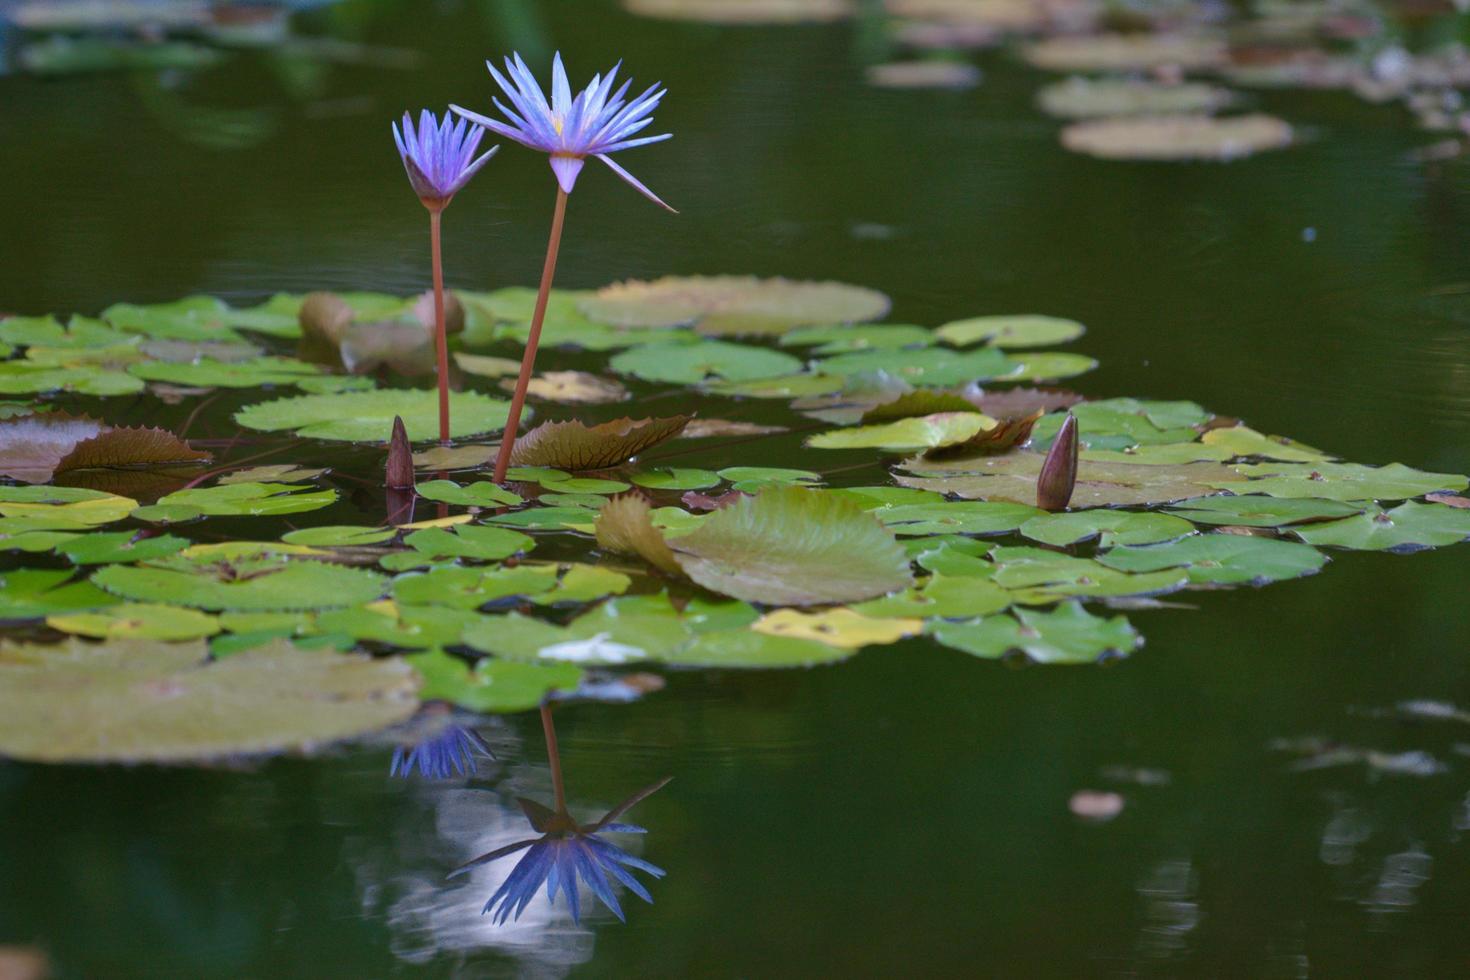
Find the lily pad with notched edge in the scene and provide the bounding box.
[780,323,933,354]
[936,315,1085,348]
[898,452,1248,507]
[808,412,993,452]
[154,482,337,517]
[1020,510,1197,547]
[235,389,510,442]
[933,601,1141,665]
[506,370,629,405]
[1206,462,1467,501]
[750,608,923,648]
[1293,501,1470,552]
[413,480,523,508]
[0,639,419,763]
[47,603,220,641]
[610,341,802,384]
[580,275,889,330]
[817,347,1019,386]
[1061,113,1294,162]
[1097,534,1327,585]
[1164,495,1363,527]
[0,486,138,527]
[92,559,388,611]
[874,500,1045,536]
[406,649,584,713]
[0,569,120,620]
[1037,78,1237,119]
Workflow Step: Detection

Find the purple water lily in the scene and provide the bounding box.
[391,109,497,444]
[451,792,668,924]
[451,52,673,211]
[390,724,494,780]
[450,53,675,483]
[393,109,498,210]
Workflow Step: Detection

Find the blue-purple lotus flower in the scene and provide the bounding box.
[451,779,670,924]
[451,52,674,211]
[390,724,494,780]
[392,109,499,209]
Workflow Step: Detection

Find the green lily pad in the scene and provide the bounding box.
[463,598,694,666]
[128,357,321,389]
[936,315,1085,348]
[406,649,583,713]
[102,296,241,341]
[1164,495,1363,527]
[780,323,934,354]
[47,603,220,641]
[1020,511,1196,547]
[281,525,397,547]
[1209,462,1467,502]
[1002,353,1100,382]
[401,524,534,562]
[989,547,1189,598]
[874,500,1045,536]
[1200,426,1331,463]
[703,373,847,398]
[392,564,559,609]
[580,275,890,330]
[630,467,722,490]
[1,569,121,620]
[0,362,144,396]
[155,482,337,517]
[898,452,1246,507]
[715,466,820,486]
[808,412,993,452]
[662,628,853,667]
[817,347,1019,386]
[414,480,523,508]
[0,639,419,763]
[1097,535,1327,585]
[531,564,633,604]
[313,604,485,650]
[933,602,1141,665]
[1293,501,1470,552]
[56,532,190,565]
[0,486,137,527]
[609,341,802,384]
[93,559,388,611]
[666,487,913,605]
[1037,78,1236,119]
[485,506,599,531]
[235,389,510,442]
[852,574,1013,619]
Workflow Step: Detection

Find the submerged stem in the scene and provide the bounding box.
[541,702,567,815]
[429,207,450,446]
[493,185,569,483]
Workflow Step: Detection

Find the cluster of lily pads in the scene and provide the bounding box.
[3,274,1469,765]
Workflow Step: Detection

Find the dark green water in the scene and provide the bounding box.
[4,1,1470,976]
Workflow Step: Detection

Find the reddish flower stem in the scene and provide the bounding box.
[429,207,450,446]
[493,185,568,483]
[540,702,567,814]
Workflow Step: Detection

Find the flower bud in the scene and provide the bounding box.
[386,415,414,490]
[1037,414,1078,512]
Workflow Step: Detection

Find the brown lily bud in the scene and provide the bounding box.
[299,292,353,347]
[386,415,414,490]
[1037,414,1079,512]
[414,289,465,337]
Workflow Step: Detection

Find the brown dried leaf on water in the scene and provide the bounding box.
[1427,492,1470,509]
[924,410,1043,460]
[861,390,980,424]
[501,370,629,405]
[1061,113,1294,162]
[679,418,787,439]
[965,386,1085,419]
[510,415,691,470]
[412,444,495,470]
[595,494,684,574]
[0,413,210,483]
[299,291,354,348]
[682,489,750,511]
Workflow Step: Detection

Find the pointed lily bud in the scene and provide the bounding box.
[1037,414,1079,512]
[386,415,414,490]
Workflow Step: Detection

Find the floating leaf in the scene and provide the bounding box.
[392,564,559,609]
[47,603,220,641]
[704,373,846,398]
[874,500,1044,536]
[715,466,819,486]
[0,362,144,396]
[218,465,325,486]
[1199,426,1331,462]
[968,386,1085,419]
[629,467,721,490]
[663,628,854,667]
[752,608,923,646]
[581,275,889,330]
[128,357,321,389]
[463,599,694,666]
[412,444,496,471]
[933,602,1141,665]
[817,347,1019,386]
[155,482,336,517]
[924,410,1042,459]
[666,487,913,605]
[401,524,533,562]
[852,574,1013,619]
[610,341,802,384]
[859,390,980,423]
[679,418,788,438]
[1024,34,1227,73]
[780,323,934,354]
[1164,495,1363,527]
[595,495,684,575]
[282,525,397,547]
[1061,114,1294,162]
[989,547,1189,599]
[407,649,583,713]
[1098,535,1327,585]
[505,370,629,404]
[866,60,981,90]
[510,415,691,470]
[235,389,510,442]
[936,315,1085,348]
[1,569,120,620]
[898,452,1247,507]
[1293,502,1470,552]
[1037,78,1237,118]
[1208,462,1466,501]
[0,413,105,481]
[453,353,522,378]
[808,412,993,452]
[414,480,522,508]
[0,486,137,527]
[93,559,387,611]
[1003,352,1099,382]
[56,532,190,565]
[0,639,418,763]
[1020,511,1196,548]
[623,0,853,25]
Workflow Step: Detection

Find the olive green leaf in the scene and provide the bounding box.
[235,389,510,442]
[933,602,1141,665]
[47,603,220,641]
[1207,462,1468,502]
[510,415,691,470]
[610,341,803,384]
[1164,495,1363,527]
[1293,501,1470,552]
[1,569,121,620]
[1097,534,1327,585]
[406,649,583,713]
[1020,511,1196,548]
[935,315,1085,348]
[93,558,387,611]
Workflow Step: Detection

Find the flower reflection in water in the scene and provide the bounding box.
[390,703,495,780]
[452,704,670,924]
